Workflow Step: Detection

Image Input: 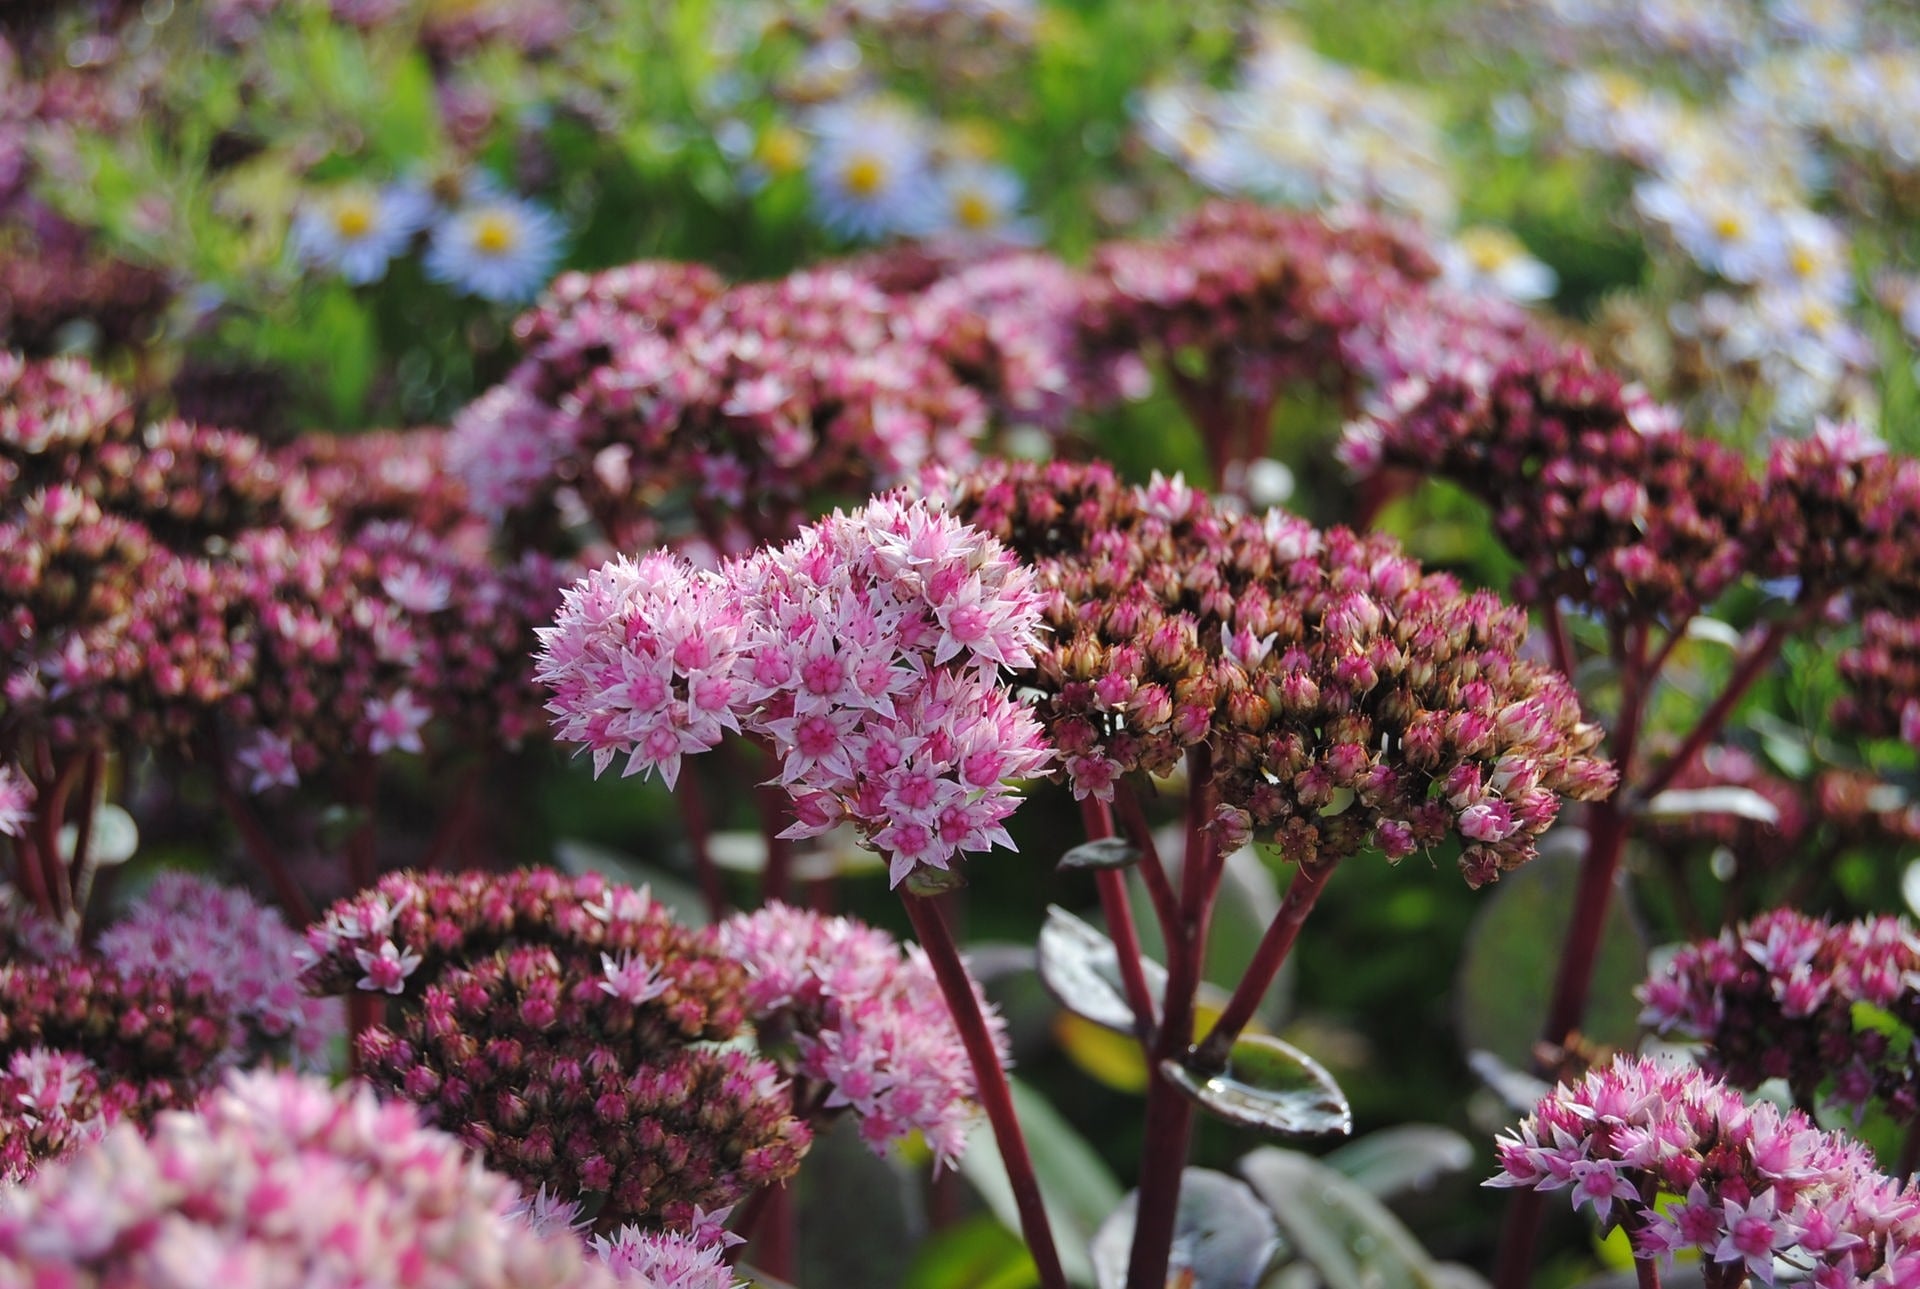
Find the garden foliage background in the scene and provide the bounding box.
[6,0,1920,1285]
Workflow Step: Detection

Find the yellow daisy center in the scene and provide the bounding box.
[843,154,888,199]
[953,189,996,230]
[1713,213,1746,241]
[332,198,376,240]
[1790,246,1820,278]
[757,126,808,176]
[471,212,520,257]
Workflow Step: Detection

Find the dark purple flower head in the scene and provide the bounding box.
[933,459,1615,884]
[303,869,809,1230]
[1080,202,1441,413]
[1837,610,1920,752]
[1764,420,1920,613]
[1341,341,1763,623]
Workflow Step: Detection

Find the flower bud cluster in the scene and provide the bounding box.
[539,496,1053,887]
[1341,341,1761,622]
[903,252,1129,433]
[1079,201,1441,412]
[1762,420,1920,612]
[935,459,1615,884]
[1490,1056,1920,1286]
[1837,610,1920,750]
[0,218,171,356]
[303,869,809,1230]
[0,1069,624,1289]
[1640,908,1920,1121]
[450,262,990,545]
[97,871,344,1071]
[0,946,232,1132]
[719,903,1001,1167]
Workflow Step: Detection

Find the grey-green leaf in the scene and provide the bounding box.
[1239,1148,1448,1289]
[1037,905,1166,1034]
[1322,1125,1476,1200]
[1059,838,1144,873]
[1090,1168,1283,1289]
[1162,1035,1351,1139]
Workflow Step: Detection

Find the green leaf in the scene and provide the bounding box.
[1239,1148,1449,1289]
[901,1215,1039,1289]
[1162,1035,1352,1140]
[959,1076,1125,1288]
[798,1116,924,1289]
[1454,842,1648,1064]
[1090,1169,1282,1289]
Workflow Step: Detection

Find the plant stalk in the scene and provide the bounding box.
[1081,795,1158,1034]
[1191,856,1334,1072]
[902,891,1069,1289]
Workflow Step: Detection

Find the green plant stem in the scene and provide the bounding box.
[1191,856,1335,1072]
[902,890,1069,1289]
[1081,795,1158,1035]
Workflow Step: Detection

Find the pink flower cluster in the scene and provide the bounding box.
[97,871,344,1071]
[1763,420,1920,613]
[1490,1056,1920,1286]
[0,353,565,779]
[0,1069,623,1289]
[449,262,991,550]
[933,459,1615,884]
[301,869,810,1232]
[1640,908,1920,1121]
[1837,610,1920,751]
[592,1227,739,1289]
[720,903,1002,1167]
[539,496,1053,887]
[0,1048,125,1184]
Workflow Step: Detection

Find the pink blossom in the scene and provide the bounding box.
[234,730,300,793]
[363,686,431,755]
[0,763,34,838]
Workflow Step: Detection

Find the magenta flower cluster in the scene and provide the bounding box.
[301,868,811,1232]
[720,902,1001,1167]
[0,1048,124,1185]
[0,1069,624,1289]
[1640,908,1920,1121]
[538,496,1053,887]
[1490,1056,1920,1286]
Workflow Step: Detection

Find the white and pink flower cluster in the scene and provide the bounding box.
[537,496,1052,887]
[0,1070,621,1289]
[1490,1056,1920,1286]
[721,903,1000,1167]
[97,871,345,1070]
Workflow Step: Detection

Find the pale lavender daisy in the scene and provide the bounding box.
[290,183,431,286]
[804,98,940,241]
[425,194,566,303]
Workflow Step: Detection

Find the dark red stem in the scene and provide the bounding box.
[672,764,730,920]
[1637,617,1795,801]
[1113,779,1184,950]
[1192,856,1335,1072]
[1081,794,1157,1035]
[754,780,795,906]
[1124,749,1216,1289]
[902,891,1068,1289]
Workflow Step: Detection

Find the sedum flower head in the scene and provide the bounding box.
[540,497,1053,888]
[0,1069,622,1289]
[1490,1055,1920,1286]
[1341,340,1763,623]
[302,869,809,1232]
[932,459,1615,884]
